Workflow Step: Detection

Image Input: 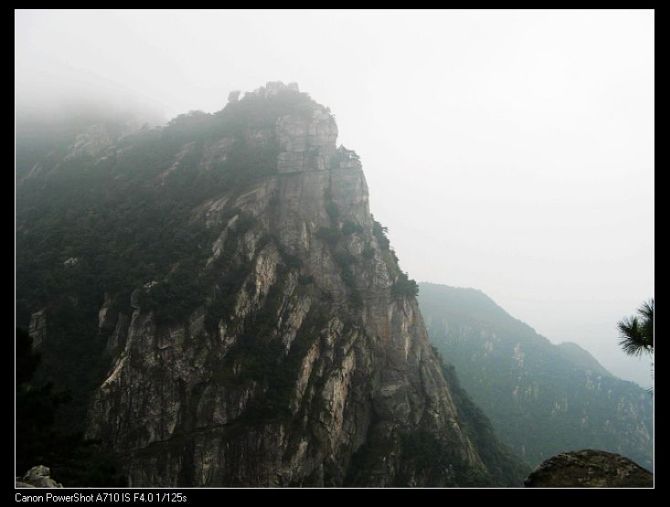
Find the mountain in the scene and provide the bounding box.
[16,82,527,487]
[418,282,653,470]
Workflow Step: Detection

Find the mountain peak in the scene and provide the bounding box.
[17,87,527,487]
[249,80,301,98]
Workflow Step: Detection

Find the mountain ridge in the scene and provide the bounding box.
[418,282,613,379]
[418,282,652,470]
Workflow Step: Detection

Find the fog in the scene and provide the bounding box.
[15,10,654,386]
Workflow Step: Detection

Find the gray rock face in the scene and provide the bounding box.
[251,80,300,99]
[65,123,116,160]
[64,120,142,161]
[83,84,507,487]
[28,309,47,350]
[277,107,338,173]
[524,449,653,487]
[228,90,241,103]
[17,466,63,488]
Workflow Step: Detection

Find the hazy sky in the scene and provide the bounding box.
[15,9,654,386]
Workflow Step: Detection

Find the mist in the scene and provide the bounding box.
[15,9,654,386]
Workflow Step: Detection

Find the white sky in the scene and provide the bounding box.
[15,9,654,386]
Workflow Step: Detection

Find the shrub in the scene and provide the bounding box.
[342,221,363,235]
[362,245,375,259]
[298,275,315,285]
[316,227,340,247]
[372,220,390,251]
[325,201,339,222]
[391,272,419,298]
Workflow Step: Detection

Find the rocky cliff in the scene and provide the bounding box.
[17,82,525,486]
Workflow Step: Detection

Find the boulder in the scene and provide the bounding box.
[524,449,653,487]
[17,465,63,488]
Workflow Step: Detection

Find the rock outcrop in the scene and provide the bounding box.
[16,466,63,488]
[524,449,653,487]
[28,309,47,350]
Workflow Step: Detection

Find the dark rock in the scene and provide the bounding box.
[17,465,63,488]
[524,449,653,487]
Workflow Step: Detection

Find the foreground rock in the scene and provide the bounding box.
[16,465,63,488]
[524,449,653,487]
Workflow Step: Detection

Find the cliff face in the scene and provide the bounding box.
[17,82,524,486]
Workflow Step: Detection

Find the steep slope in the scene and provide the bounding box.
[418,282,653,470]
[16,82,526,487]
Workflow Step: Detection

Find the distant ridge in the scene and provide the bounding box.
[418,282,653,470]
